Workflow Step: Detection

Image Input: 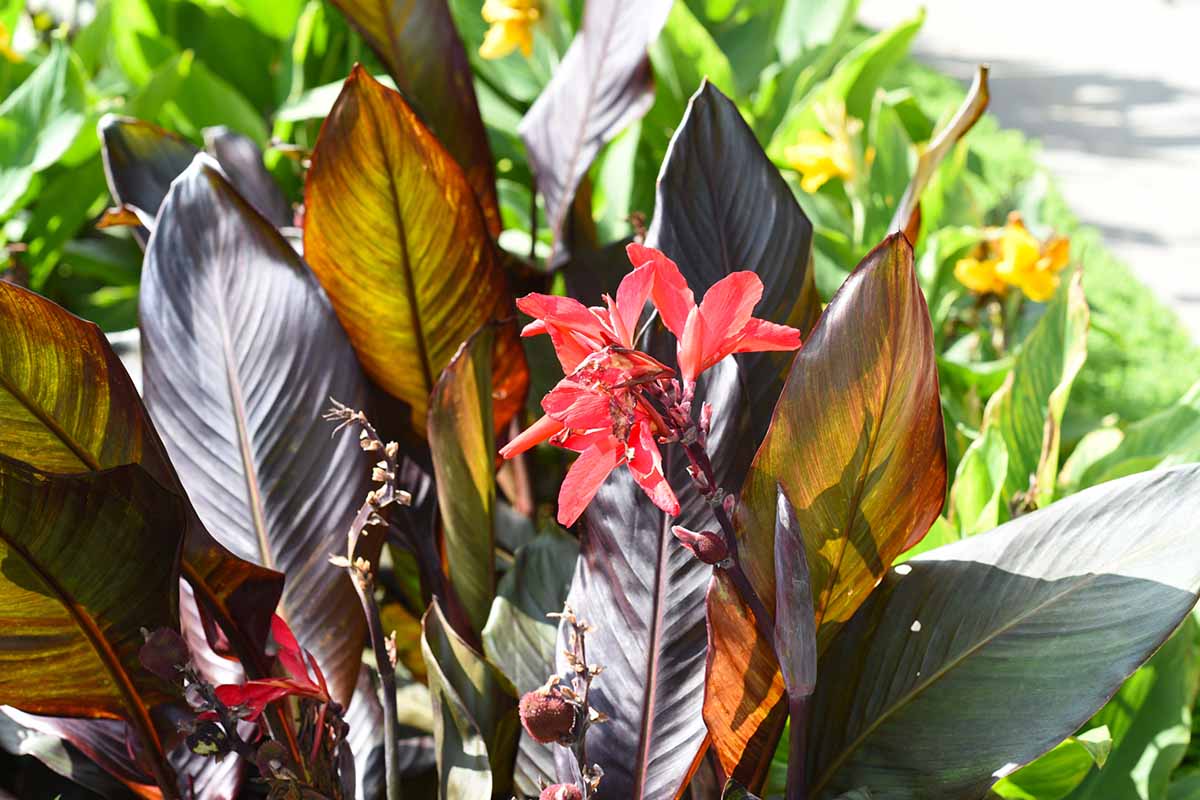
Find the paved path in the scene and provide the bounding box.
[861,0,1200,339]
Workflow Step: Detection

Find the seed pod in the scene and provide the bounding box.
[519,685,578,744]
[540,784,583,800]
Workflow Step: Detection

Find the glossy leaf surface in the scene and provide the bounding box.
[140,155,370,705]
[422,601,518,800]
[429,326,497,637]
[708,234,946,781]
[554,361,747,800]
[809,464,1200,798]
[327,0,500,234]
[304,67,527,434]
[0,459,183,767]
[646,81,821,439]
[0,280,282,677]
[519,0,672,260]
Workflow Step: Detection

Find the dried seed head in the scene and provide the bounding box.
[671,525,729,565]
[519,685,578,745]
[540,784,583,800]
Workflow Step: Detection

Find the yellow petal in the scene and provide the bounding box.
[1016,269,1059,302]
[479,22,518,59]
[1039,237,1070,273]
[955,258,1006,295]
[999,217,1041,276]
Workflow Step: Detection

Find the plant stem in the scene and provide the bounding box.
[351,569,402,800]
[785,695,810,800]
[680,439,777,646]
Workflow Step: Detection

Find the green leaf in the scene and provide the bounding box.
[0,43,87,216]
[482,526,578,797]
[993,727,1112,800]
[227,0,305,40]
[809,464,1200,798]
[429,325,498,637]
[767,10,924,161]
[949,426,1009,536]
[422,600,519,799]
[983,272,1089,510]
[1063,618,1200,800]
[1064,379,1200,494]
[0,457,185,783]
[775,0,860,64]
[1170,774,1200,800]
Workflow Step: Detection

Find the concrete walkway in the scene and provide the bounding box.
[861,0,1200,340]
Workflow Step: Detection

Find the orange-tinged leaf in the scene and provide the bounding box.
[704,571,787,789]
[706,234,947,782]
[0,458,185,785]
[0,281,283,667]
[304,67,527,435]
[327,0,500,235]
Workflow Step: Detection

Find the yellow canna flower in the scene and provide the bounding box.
[784,102,860,193]
[993,213,1071,302]
[954,257,1007,295]
[955,213,1072,301]
[479,0,540,60]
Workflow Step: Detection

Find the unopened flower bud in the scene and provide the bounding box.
[672,526,729,565]
[519,684,578,744]
[139,627,190,684]
[540,784,583,800]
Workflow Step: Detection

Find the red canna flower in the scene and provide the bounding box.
[515,255,655,372]
[501,348,679,526]
[627,243,802,387]
[505,244,801,527]
[213,615,329,720]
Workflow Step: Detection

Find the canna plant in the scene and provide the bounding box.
[1,2,1199,800]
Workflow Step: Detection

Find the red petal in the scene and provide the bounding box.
[628,243,694,337]
[270,616,309,682]
[516,293,600,334]
[613,263,655,347]
[500,415,566,459]
[543,321,600,373]
[678,306,705,385]
[627,421,680,516]
[557,439,623,526]
[696,271,763,371]
[732,317,803,354]
[542,378,611,430]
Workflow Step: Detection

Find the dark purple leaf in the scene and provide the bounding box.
[553,359,748,800]
[646,81,820,447]
[99,116,290,239]
[140,154,371,706]
[202,126,292,228]
[519,0,672,262]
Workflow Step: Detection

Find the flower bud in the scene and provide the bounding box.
[519,684,578,744]
[540,784,583,800]
[671,526,729,565]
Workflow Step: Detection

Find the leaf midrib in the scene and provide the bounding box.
[364,78,436,397]
[0,374,103,471]
[0,517,166,758]
[810,550,1165,793]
